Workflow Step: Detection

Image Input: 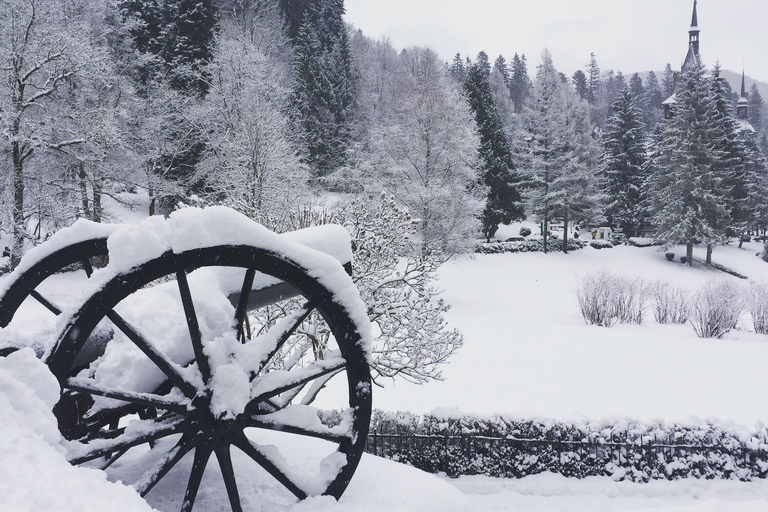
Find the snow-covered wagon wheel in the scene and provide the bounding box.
[46,242,372,511]
[0,229,112,357]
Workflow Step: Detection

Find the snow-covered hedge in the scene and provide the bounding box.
[477,239,586,254]
[589,240,614,249]
[628,237,657,247]
[367,410,768,482]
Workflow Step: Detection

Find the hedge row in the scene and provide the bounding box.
[477,239,586,254]
[366,410,768,482]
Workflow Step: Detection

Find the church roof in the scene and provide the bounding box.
[681,43,699,73]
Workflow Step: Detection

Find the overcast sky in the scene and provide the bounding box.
[344,0,768,84]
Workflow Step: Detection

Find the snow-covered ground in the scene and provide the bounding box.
[2,211,768,511]
[370,238,768,427]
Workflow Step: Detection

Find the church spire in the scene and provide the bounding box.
[691,0,699,29]
[737,67,749,120]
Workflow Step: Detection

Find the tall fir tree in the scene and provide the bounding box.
[603,88,647,237]
[586,53,600,105]
[284,0,354,177]
[450,52,466,83]
[463,62,524,240]
[648,64,731,265]
[748,83,764,130]
[572,70,588,101]
[661,63,675,97]
[509,53,531,114]
[643,70,664,129]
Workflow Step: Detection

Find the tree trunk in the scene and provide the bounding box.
[706,244,712,265]
[562,210,569,254]
[542,211,548,254]
[78,162,90,219]
[686,240,694,266]
[738,233,744,249]
[92,178,102,223]
[11,136,24,269]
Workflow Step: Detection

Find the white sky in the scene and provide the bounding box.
[344,0,768,84]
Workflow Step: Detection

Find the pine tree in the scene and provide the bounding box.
[464,62,524,240]
[648,64,731,265]
[450,52,466,83]
[586,53,600,105]
[748,83,764,130]
[572,70,588,101]
[629,73,644,100]
[661,63,675,97]
[509,53,531,114]
[603,88,647,237]
[643,70,664,129]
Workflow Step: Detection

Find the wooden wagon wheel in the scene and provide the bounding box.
[0,234,109,357]
[46,244,372,512]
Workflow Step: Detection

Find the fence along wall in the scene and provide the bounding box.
[365,410,768,481]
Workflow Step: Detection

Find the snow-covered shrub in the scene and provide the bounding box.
[576,272,618,327]
[689,281,743,339]
[610,232,628,246]
[613,275,647,324]
[519,226,532,237]
[747,284,768,335]
[652,281,689,324]
[589,239,613,249]
[665,252,675,261]
[477,239,585,254]
[763,241,768,262]
[628,237,656,247]
[680,256,688,264]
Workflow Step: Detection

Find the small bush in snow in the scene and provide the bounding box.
[680,256,687,264]
[613,275,647,325]
[519,226,532,237]
[665,252,675,261]
[689,282,742,339]
[651,281,689,325]
[762,241,768,263]
[476,239,585,254]
[747,284,768,335]
[576,272,618,327]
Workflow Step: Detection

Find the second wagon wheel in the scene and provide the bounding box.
[46,242,372,512]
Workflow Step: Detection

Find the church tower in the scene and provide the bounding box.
[737,69,749,120]
[681,0,701,74]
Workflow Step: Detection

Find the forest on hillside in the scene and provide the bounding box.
[1,0,767,271]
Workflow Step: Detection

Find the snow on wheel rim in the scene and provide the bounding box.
[45,222,372,511]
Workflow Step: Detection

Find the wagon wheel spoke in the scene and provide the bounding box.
[65,377,188,415]
[68,419,184,465]
[99,447,129,470]
[215,445,243,512]
[255,302,315,375]
[235,269,256,342]
[244,416,352,444]
[82,257,94,277]
[181,446,212,512]
[134,434,194,497]
[176,270,211,383]
[247,360,346,412]
[106,310,198,399]
[232,434,307,500]
[29,290,62,315]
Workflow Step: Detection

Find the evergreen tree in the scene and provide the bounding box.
[493,55,510,87]
[629,73,644,100]
[643,70,664,129]
[603,88,647,237]
[161,0,219,95]
[586,53,600,105]
[450,52,466,83]
[572,70,588,100]
[710,65,747,246]
[463,63,524,240]
[285,0,354,177]
[748,83,764,130]
[648,64,731,265]
[661,63,675,97]
[475,51,491,77]
[509,53,531,114]
[740,130,768,236]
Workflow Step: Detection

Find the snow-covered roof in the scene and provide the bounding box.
[736,118,755,133]
[738,97,749,105]
[662,94,677,105]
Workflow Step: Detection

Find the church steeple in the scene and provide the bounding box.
[688,0,700,58]
[737,68,749,120]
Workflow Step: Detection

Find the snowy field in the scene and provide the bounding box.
[2,212,768,511]
[367,230,768,426]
